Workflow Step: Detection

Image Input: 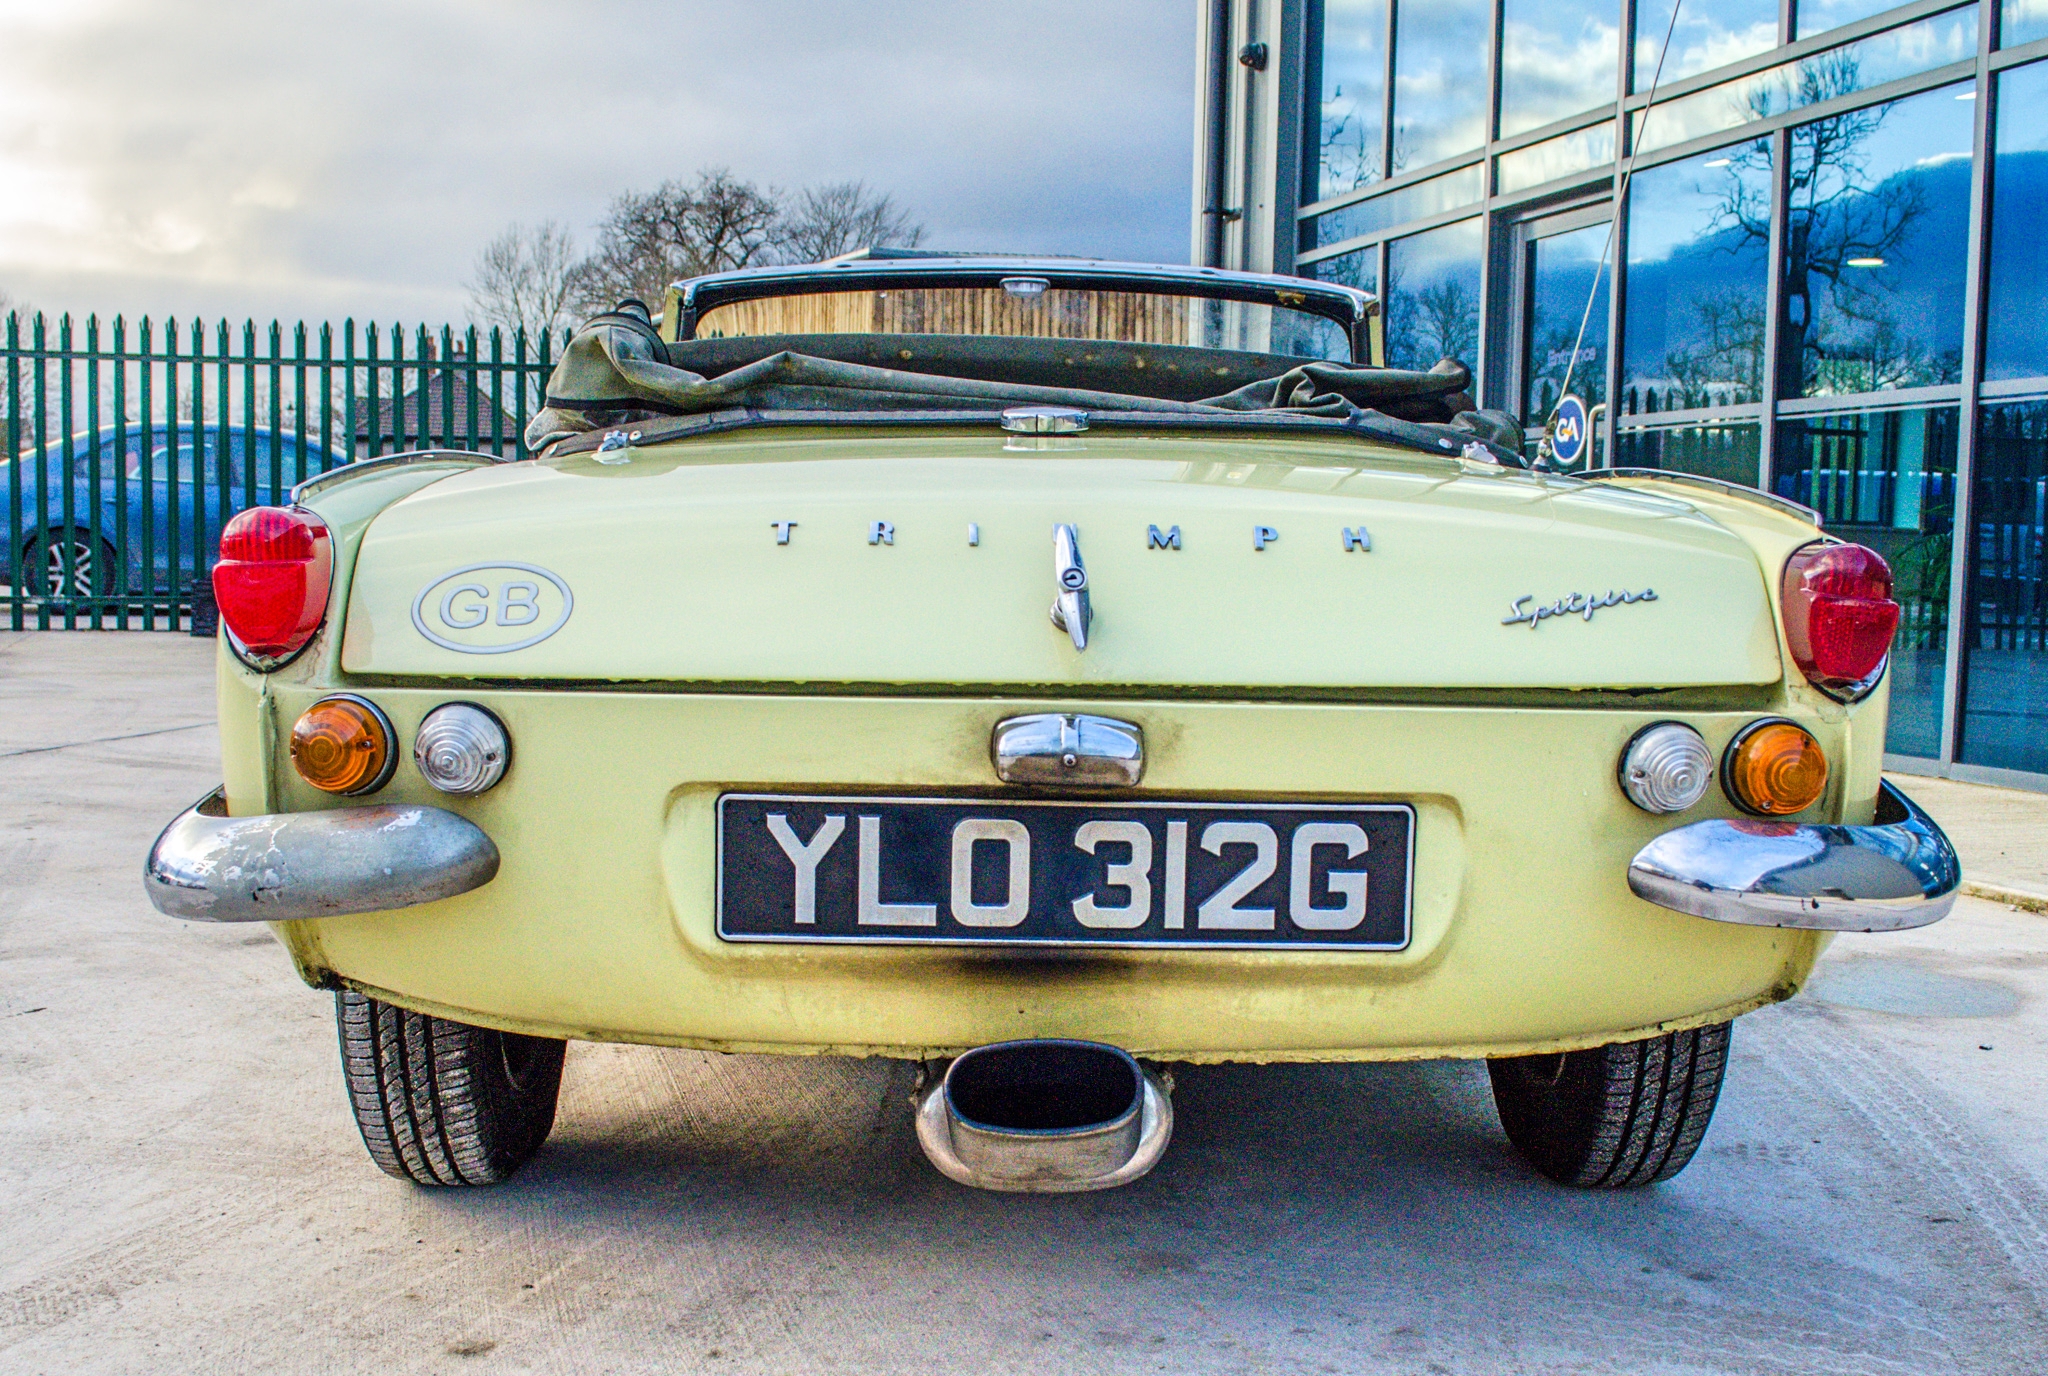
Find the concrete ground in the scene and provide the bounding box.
[2,631,2045,1376]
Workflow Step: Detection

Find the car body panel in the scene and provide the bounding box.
[234,659,1852,1060]
[337,431,1784,691]
[217,443,1886,1062]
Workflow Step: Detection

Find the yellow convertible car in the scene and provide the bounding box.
[145,254,1959,1194]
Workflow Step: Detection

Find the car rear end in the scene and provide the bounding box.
[167,429,1938,1063]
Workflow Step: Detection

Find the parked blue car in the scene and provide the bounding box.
[3,426,351,599]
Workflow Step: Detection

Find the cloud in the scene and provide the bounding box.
[0,0,1196,325]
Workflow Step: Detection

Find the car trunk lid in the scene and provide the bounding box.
[336,431,1782,691]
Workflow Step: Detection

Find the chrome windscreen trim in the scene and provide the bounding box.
[1577,468,1820,525]
[290,449,501,503]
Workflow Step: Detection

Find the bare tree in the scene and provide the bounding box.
[1714,53,1929,393]
[1318,90,1382,196]
[573,169,783,315]
[775,181,924,264]
[1414,277,1479,366]
[466,221,582,343]
[1661,287,1767,409]
[0,289,63,443]
[0,288,18,437]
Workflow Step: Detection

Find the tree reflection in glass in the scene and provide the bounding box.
[1385,218,1483,370]
[1308,0,1389,202]
[1983,61,2048,381]
[1304,248,1378,360]
[1523,223,1611,425]
[1715,78,1972,397]
[1622,146,1773,416]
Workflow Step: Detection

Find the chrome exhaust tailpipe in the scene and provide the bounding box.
[914,1039,1173,1193]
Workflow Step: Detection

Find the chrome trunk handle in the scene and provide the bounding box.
[991,713,1144,787]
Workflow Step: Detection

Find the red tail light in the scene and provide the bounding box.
[1781,541,1900,701]
[212,506,332,667]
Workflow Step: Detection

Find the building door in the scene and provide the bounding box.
[1503,204,1612,465]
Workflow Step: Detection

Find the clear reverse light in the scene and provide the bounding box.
[1619,722,1713,814]
[413,704,509,796]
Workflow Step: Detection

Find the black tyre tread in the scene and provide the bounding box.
[1489,1021,1731,1189]
[335,990,565,1186]
[23,529,116,597]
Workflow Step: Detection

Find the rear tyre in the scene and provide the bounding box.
[1487,1021,1731,1188]
[336,989,566,1186]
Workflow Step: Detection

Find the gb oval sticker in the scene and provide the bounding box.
[411,562,574,654]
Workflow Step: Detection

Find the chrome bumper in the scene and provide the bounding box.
[1628,779,1960,932]
[143,786,499,923]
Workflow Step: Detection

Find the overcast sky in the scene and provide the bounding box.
[0,0,1196,328]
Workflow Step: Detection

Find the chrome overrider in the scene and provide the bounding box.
[1628,779,1961,932]
[143,786,499,923]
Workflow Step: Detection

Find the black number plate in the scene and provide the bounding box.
[716,794,1413,950]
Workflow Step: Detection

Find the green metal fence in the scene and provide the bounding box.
[2,312,567,631]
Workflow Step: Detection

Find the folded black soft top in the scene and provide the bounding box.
[526,301,1526,463]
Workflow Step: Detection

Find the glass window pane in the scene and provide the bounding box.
[1633,0,1778,90]
[1633,8,1978,154]
[1961,400,2048,772]
[1500,0,1622,137]
[1310,245,1376,358]
[2002,0,2048,49]
[1385,217,1483,369]
[1306,246,1379,294]
[1497,121,1617,193]
[1524,222,1613,422]
[1310,0,1390,203]
[1613,420,1763,482]
[1984,61,2048,382]
[1303,163,1485,250]
[1774,405,1957,757]
[1392,0,1492,172]
[694,288,1350,360]
[1303,250,1378,359]
[1796,0,1912,40]
[1621,143,1773,415]
[1785,83,1974,397]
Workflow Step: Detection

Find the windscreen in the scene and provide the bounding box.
[694,286,1353,362]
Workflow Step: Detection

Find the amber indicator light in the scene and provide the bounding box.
[1722,719,1828,817]
[291,696,395,795]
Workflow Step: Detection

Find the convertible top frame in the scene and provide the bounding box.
[664,253,1382,366]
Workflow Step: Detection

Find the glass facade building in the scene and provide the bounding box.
[1194,0,2048,789]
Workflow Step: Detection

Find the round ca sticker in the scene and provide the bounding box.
[411,562,574,654]
[1550,394,1588,466]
